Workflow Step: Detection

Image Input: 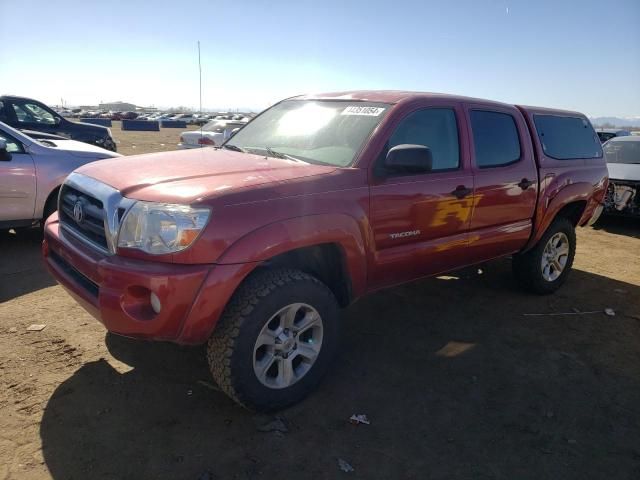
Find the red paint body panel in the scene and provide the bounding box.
[516,106,609,250]
[462,102,539,263]
[44,91,608,345]
[44,214,226,344]
[74,147,337,204]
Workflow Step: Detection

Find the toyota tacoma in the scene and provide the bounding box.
[43,91,608,410]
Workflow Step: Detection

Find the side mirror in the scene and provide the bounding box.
[54,116,63,125]
[0,139,11,161]
[384,144,433,174]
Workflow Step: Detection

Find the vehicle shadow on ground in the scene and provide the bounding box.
[39,260,640,480]
[593,215,640,238]
[0,228,55,302]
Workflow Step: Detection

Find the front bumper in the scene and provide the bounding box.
[43,213,256,344]
[101,137,117,152]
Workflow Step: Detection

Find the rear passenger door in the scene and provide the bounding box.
[464,105,538,263]
[369,103,474,288]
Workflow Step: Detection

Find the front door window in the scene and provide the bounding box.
[12,102,57,125]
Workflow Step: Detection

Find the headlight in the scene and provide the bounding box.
[117,202,210,254]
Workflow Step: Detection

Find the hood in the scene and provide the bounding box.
[607,162,640,181]
[75,121,109,134]
[74,147,337,203]
[37,139,121,158]
[20,129,67,140]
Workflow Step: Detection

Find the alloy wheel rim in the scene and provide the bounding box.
[541,232,570,282]
[253,303,324,389]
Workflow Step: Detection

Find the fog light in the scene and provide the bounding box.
[150,292,162,314]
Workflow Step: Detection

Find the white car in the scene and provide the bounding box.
[178,120,247,149]
[0,122,121,229]
[171,114,199,125]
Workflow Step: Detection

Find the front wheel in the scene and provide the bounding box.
[512,217,576,294]
[207,268,340,411]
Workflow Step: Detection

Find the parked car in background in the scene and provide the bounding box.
[171,113,198,124]
[178,120,246,148]
[194,114,212,126]
[43,91,607,410]
[0,96,117,151]
[0,121,120,230]
[603,136,640,217]
[596,128,631,143]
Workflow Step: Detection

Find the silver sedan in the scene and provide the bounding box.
[0,122,121,229]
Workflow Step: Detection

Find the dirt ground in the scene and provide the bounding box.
[1,127,639,479]
[110,121,201,155]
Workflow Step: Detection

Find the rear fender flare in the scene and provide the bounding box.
[525,182,592,250]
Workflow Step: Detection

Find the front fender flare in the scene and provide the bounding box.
[217,214,369,298]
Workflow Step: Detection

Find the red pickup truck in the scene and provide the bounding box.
[43,91,607,410]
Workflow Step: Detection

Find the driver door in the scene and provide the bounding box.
[0,131,36,223]
[368,103,475,289]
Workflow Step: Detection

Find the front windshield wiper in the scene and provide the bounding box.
[222,143,246,153]
[265,147,306,163]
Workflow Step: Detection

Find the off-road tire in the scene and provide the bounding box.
[512,217,576,295]
[207,268,340,411]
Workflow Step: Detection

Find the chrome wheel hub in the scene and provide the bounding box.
[253,303,323,389]
[541,232,570,282]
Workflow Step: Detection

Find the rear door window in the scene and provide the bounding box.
[470,110,521,168]
[534,115,602,159]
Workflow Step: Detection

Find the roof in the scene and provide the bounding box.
[517,104,587,118]
[293,90,513,107]
[1,95,36,101]
[291,91,585,118]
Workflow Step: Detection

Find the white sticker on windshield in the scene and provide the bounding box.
[341,106,386,116]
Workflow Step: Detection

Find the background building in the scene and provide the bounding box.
[98,101,137,111]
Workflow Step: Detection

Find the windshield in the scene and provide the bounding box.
[604,139,640,164]
[225,100,390,166]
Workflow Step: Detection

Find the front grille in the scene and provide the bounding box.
[49,250,99,299]
[58,184,108,250]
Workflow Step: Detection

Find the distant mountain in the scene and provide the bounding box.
[590,117,640,128]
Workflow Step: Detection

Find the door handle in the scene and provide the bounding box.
[452,185,472,199]
[518,178,534,190]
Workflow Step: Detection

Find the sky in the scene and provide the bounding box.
[1,0,639,117]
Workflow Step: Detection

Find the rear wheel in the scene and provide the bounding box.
[207,268,340,411]
[512,217,576,294]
